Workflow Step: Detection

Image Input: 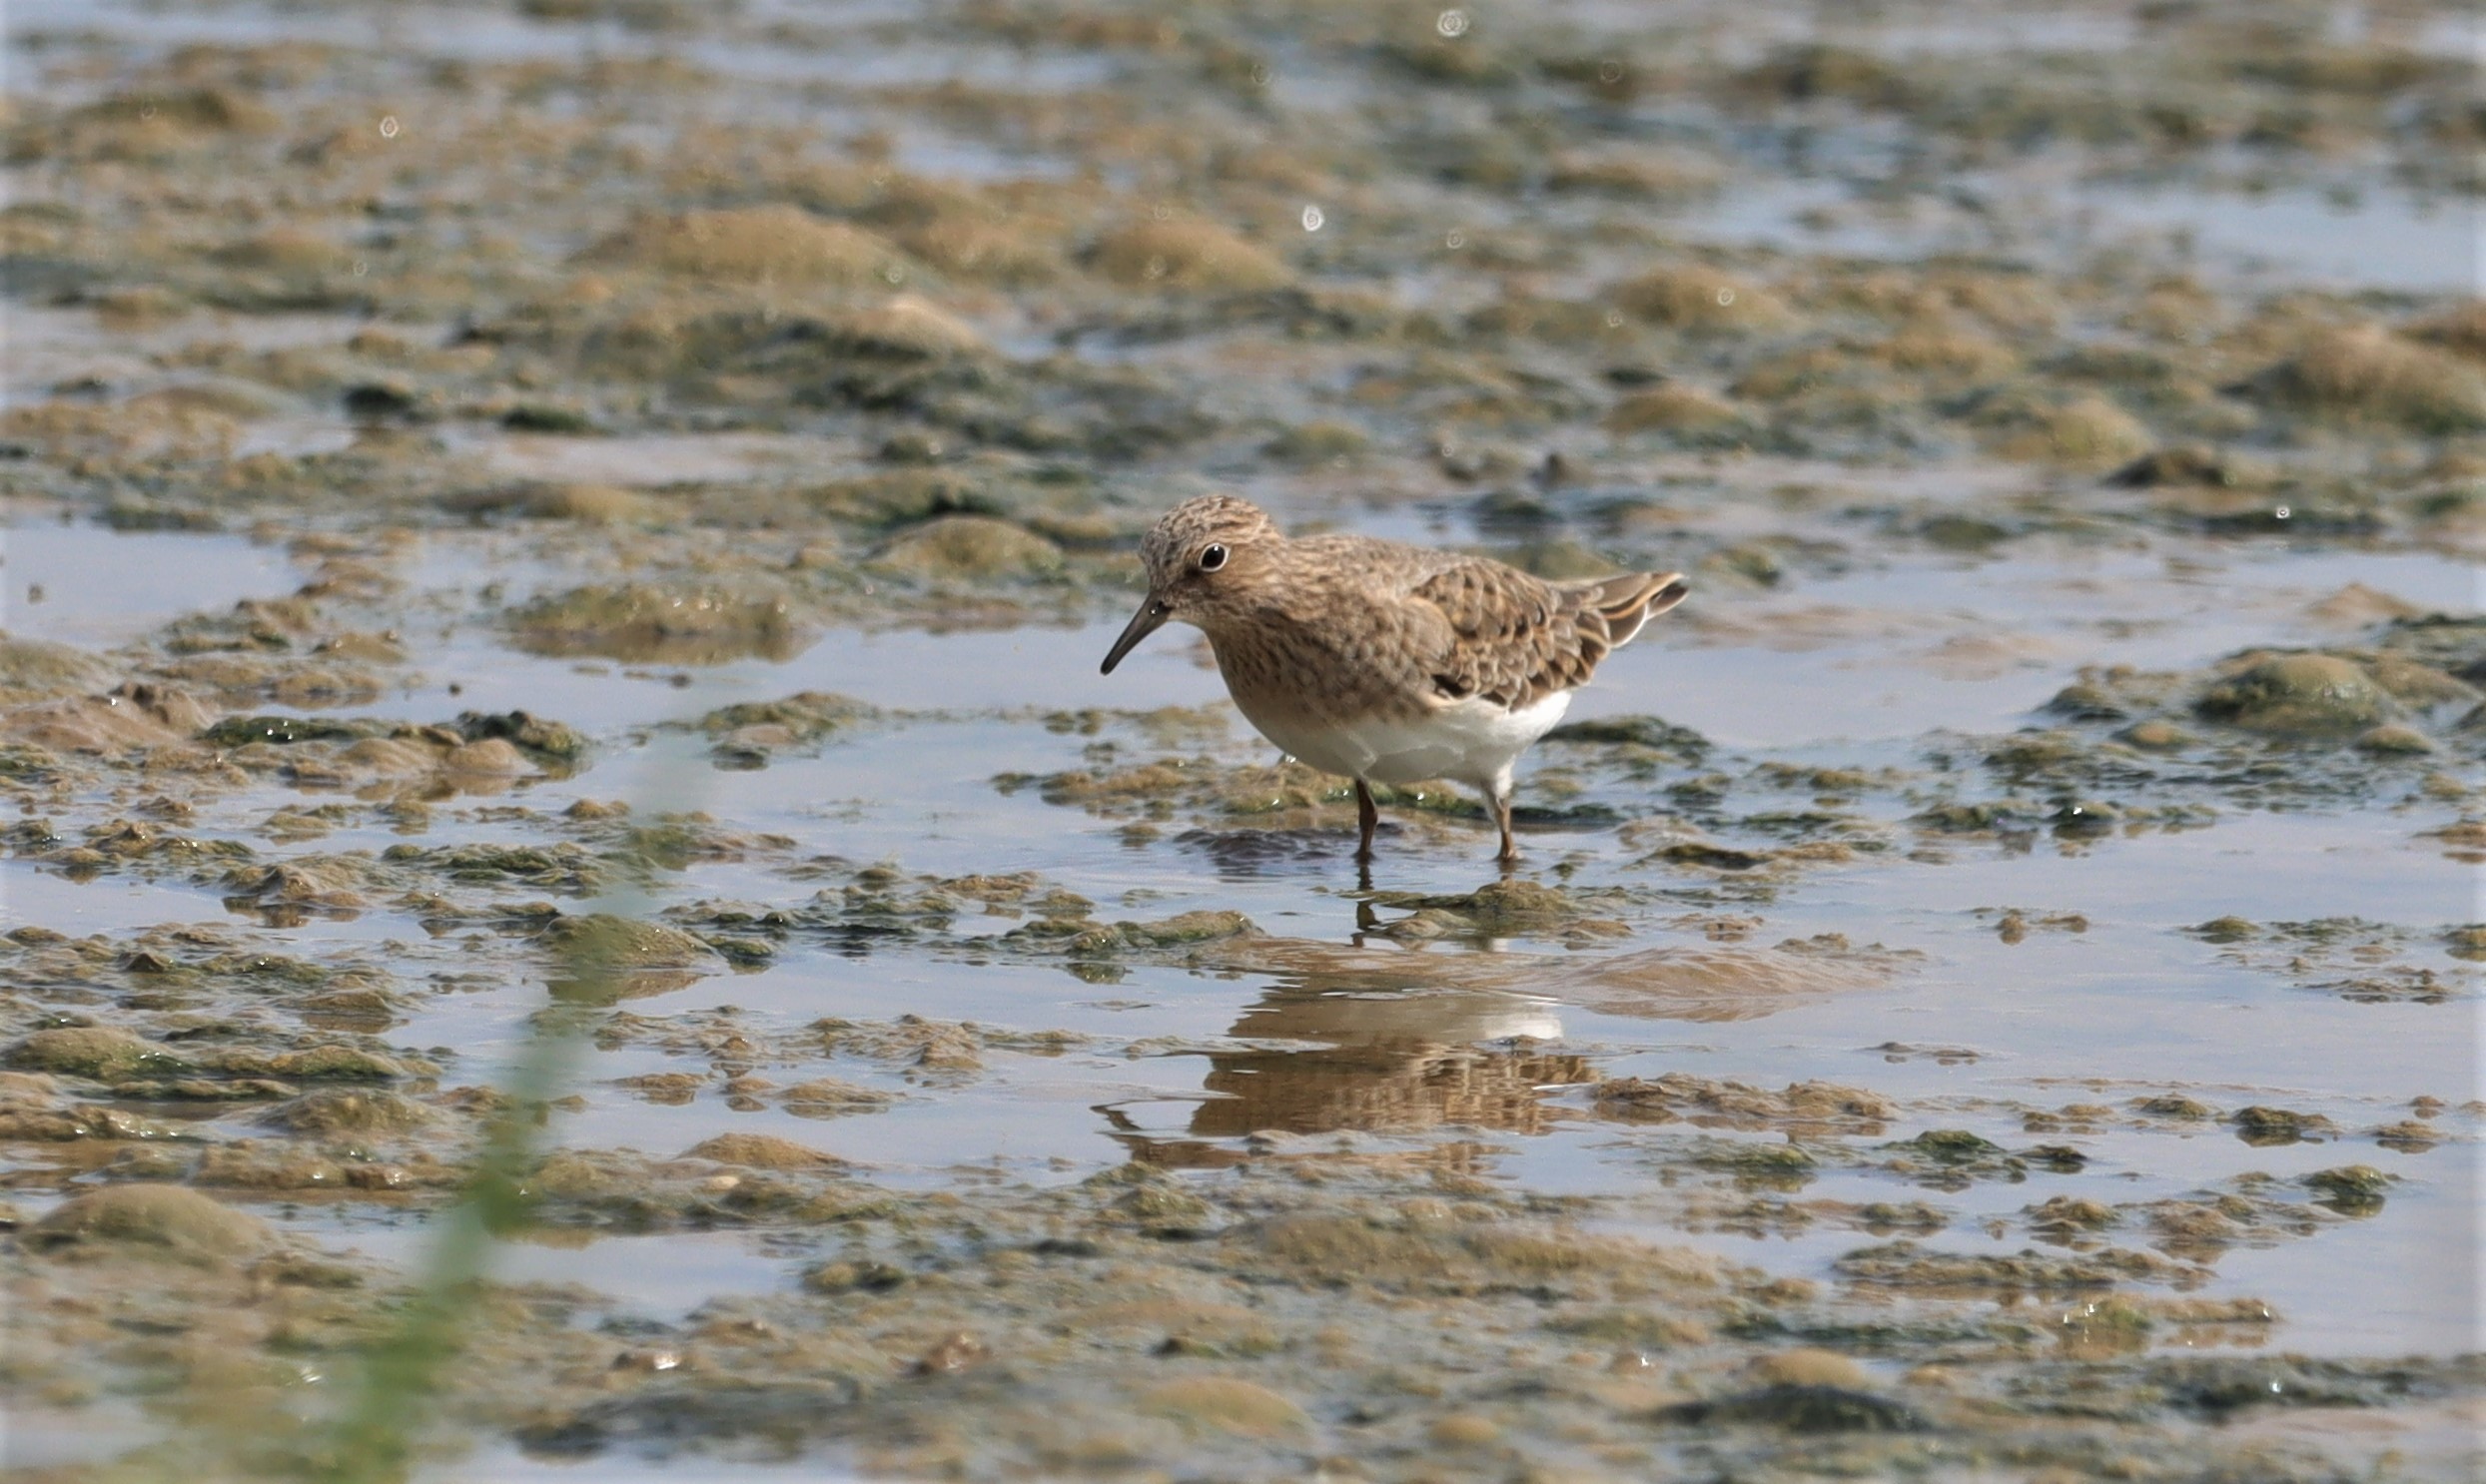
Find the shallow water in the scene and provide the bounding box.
[49,504,2441,1375]
[10,514,2479,1198]
[2072,183,2482,296]
[14,448,2473,1484]
[4,524,301,649]
[320,682,2475,1355]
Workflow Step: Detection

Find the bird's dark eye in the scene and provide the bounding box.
[1198,543,1229,572]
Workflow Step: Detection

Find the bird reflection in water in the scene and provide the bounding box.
[1100,974,1586,1169]
[1097,885,1885,1166]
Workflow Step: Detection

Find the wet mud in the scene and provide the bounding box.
[2,1,2480,1480]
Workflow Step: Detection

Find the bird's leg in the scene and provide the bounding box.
[1492,787,1518,867]
[1354,779,1378,863]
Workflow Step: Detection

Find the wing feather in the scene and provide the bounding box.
[1409,560,1687,709]
[1562,571,1689,651]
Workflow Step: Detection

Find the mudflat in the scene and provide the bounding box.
[1,2,2478,1480]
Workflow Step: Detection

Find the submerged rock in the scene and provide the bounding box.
[1090,219,1291,292]
[828,296,987,359]
[440,737,529,775]
[6,1026,192,1082]
[2369,656,2477,709]
[28,1183,274,1260]
[693,691,873,741]
[251,1045,410,1081]
[509,582,813,665]
[1747,1348,1870,1389]
[487,481,654,520]
[514,1378,861,1458]
[269,1088,434,1133]
[1367,879,1624,940]
[693,691,875,767]
[0,1092,181,1142]
[777,1078,897,1115]
[2107,444,2255,489]
[873,515,1064,579]
[200,714,393,748]
[545,913,715,964]
[7,682,215,752]
[2302,1164,2392,1213]
[583,205,909,288]
[2143,1355,2469,1417]
[1068,910,1257,957]
[1835,1238,2193,1290]
[1606,383,1743,434]
[1980,391,2151,467]
[1261,419,1369,463]
[1545,714,1712,761]
[221,856,382,914]
[1613,262,1791,333]
[1658,1382,1925,1433]
[2254,325,2486,433]
[537,914,722,1003]
[0,635,117,702]
[678,1132,844,1169]
[2115,719,2192,749]
[1134,1377,1311,1438]
[2355,723,2436,755]
[2231,1105,2337,1144]
[802,1258,907,1293]
[2195,652,2396,734]
[1593,1075,1893,1132]
[2135,1094,2218,1119]
[456,710,589,762]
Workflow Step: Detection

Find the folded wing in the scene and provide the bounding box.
[1411,560,1687,710]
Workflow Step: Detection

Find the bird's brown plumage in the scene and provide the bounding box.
[1415,561,1689,710]
[1103,494,1688,862]
[1145,522,1685,730]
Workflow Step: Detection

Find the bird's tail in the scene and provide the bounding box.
[1566,571,1688,650]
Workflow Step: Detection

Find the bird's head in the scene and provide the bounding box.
[1100,494,1281,674]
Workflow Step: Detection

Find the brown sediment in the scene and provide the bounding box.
[0,5,2476,1479]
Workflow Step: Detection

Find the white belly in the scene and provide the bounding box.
[1238,691,1572,791]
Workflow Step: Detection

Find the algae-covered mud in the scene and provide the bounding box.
[3,1,2481,1479]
